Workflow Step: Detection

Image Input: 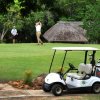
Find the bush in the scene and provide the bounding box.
[23,70,33,86]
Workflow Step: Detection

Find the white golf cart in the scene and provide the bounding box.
[42,47,100,96]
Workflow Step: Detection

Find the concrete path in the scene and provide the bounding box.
[0,90,84,100]
[0,83,93,100]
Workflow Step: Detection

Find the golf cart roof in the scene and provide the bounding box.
[52,47,100,51]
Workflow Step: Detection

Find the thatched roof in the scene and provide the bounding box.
[43,21,88,43]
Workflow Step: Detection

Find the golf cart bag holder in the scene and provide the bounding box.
[95,60,100,78]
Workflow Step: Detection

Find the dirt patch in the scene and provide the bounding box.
[8,74,47,90]
[32,74,46,90]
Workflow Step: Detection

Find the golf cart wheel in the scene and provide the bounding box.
[52,84,63,96]
[92,83,100,93]
[42,83,51,92]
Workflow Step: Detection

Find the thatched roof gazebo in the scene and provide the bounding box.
[43,21,88,43]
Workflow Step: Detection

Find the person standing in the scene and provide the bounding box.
[35,20,43,45]
[11,26,18,43]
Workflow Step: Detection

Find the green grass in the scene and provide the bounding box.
[0,43,100,81]
[83,94,100,100]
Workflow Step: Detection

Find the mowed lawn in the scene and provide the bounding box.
[0,43,100,81]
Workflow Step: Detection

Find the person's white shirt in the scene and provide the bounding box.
[35,22,42,32]
[36,25,41,32]
[11,28,17,36]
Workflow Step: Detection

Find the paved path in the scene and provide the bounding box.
[0,83,97,100]
[0,90,84,100]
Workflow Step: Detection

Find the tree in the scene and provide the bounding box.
[0,0,99,43]
[0,0,23,43]
[83,1,100,43]
[53,0,88,21]
[0,0,13,13]
[19,0,55,16]
[21,10,55,43]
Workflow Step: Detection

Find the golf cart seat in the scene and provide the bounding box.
[67,63,92,79]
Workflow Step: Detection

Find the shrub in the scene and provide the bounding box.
[23,70,33,86]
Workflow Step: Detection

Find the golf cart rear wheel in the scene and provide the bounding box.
[92,83,100,93]
[52,84,63,96]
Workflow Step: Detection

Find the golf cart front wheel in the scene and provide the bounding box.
[42,83,51,92]
[92,83,100,93]
[52,84,63,96]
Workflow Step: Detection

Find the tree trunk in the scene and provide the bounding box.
[0,28,8,43]
[0,34,4,43]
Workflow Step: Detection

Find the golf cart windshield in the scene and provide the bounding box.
[49,47,100,73]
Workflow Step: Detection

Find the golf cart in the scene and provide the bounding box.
[42,47,100,96]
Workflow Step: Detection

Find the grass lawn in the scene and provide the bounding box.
[83,94,100,100]
[0,43,100,81]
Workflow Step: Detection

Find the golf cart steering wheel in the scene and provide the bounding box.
[69,63,76,69]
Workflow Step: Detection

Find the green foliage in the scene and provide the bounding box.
[0,0,24,42]
[60,16,68,21]
[22,10,55,36]
[7,0,24,29]
[0,15,4,29]
[0,0,99,43]
[0,0,13,13]
[54,0,87,21]
[83,1,100,43]
[23,70,33,86]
